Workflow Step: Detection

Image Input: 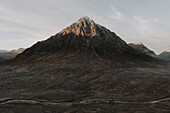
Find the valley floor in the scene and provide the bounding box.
[0,56,170,113]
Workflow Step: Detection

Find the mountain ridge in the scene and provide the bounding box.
[159,50,170,59]
[128,42,157,57]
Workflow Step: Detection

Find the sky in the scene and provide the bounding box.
[0,0,170,54]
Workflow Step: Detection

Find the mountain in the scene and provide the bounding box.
[128,42,156,57]
[17,17,151,62]
[0,48,25,61]
[159,50,170,59]
[1,17,169,113]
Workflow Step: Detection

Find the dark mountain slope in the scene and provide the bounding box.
[17,17,152,62]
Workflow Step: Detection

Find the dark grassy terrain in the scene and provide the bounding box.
[0,51,169,113]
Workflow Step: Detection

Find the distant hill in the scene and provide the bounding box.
[0,50,8,53]
[128,43,156,57]
[159,50,170,59]
[0,48,25,61]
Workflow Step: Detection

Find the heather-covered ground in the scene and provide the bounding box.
[0,53,169,113]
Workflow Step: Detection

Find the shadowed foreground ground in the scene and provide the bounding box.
[0,52,170,113]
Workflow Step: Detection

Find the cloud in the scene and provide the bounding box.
[109,6,125,21]
[133,16,160,31]
[105,6,167,54]
[0,1,169,54]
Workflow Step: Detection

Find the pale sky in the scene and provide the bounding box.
[0,0,170,54]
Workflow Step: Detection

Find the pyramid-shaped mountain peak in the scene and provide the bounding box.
[78,16,92,21]
[18,17,136,57]
[59,16,98,37]
[77,16,95,25]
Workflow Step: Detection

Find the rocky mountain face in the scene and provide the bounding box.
[18,17,145,60]
[128,43,156,57]
[0,48,25,61]
[159,50,170,59]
